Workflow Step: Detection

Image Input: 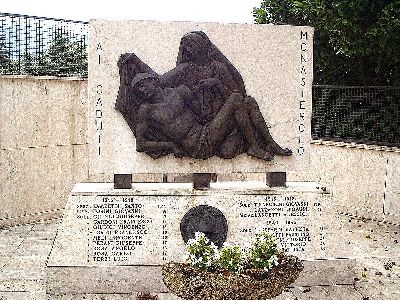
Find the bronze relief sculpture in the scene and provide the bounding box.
[115,31,292,161]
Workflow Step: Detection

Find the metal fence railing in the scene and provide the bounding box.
[312,86,400,147]
[0,12,88,77]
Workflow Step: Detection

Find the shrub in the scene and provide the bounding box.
[184,231,281,273]
[186,232,219,271]
[244,231,281,270]
[216,243,242,272]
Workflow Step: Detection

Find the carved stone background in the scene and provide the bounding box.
[88,20,313,177]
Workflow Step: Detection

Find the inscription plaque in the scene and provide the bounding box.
[236,194,326,253]
[72,195,187,265]
[48,183,338,268]
[85,197,153,263]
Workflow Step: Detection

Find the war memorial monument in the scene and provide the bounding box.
[46,20,355,297]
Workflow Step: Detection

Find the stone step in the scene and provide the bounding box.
[46,258,356,295]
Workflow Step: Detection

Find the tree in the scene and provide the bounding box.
[21,32,87,77]
[253,0,400,86]
[0,46,9,67]
[21,52,45,75]
[42,33,87,77]
[0,33,13,73]
[0,50,10,73]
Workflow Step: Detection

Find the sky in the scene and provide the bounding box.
[1,0,261,24]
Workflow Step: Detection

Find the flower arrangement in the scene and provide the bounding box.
[245,231,280,270]
[185,232,219,271]
[185,231,281,273]
[162,231,304,300]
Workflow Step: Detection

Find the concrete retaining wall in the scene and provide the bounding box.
[0,76,398,227]
[0,76,89,227]
[309,141,400,224]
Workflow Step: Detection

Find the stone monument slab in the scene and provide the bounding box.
[47,20,353,297]
[88,21,313,178]
[47,182,354,294]
[48,182,343,267]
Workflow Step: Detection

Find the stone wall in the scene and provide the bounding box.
[0,76,89,227]
[309,141,400,224]
[0,76,399,227]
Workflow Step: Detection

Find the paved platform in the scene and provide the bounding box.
[0,213,399,299]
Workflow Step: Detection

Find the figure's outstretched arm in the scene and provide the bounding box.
[135,122,175,159]
[135,106,185,159]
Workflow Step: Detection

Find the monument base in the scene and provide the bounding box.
[47,182,354,294]
[46,259,356,295]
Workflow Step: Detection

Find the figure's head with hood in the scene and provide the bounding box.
[176,31,246,95]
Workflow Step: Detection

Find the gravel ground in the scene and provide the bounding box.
[344,216,400,300]
[0,213,399,300]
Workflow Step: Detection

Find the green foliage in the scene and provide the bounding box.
[327,101,400,143]
[186,232,219,271]
[185,231,281,273]
[216,243,242,272]
[0,31,87,77]
[0,48,9,66]
[22,53,48,76]
[253,0,400,86]
[245,232,280,270]
[0,54,11,73]
[0,36,13,73]
[312,87,400,145]
[44,33,87,76]
[0,53,19,74]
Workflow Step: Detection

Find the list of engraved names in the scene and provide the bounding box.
[238,194,325,254]
[76,196,155,263]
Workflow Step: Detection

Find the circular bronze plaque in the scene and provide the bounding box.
[180,205,228,248]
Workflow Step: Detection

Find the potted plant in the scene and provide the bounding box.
[162,232,303,300]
